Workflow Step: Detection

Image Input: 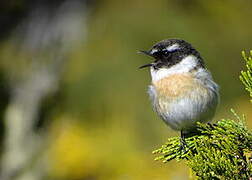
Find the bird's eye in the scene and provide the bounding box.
[161,48,178,56]
[162,49,169,55]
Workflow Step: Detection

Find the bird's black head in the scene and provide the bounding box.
[139,39,204,69]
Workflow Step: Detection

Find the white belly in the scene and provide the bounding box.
[148,72,219,131]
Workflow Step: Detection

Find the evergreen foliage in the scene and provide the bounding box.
[240,51,252,101]
[153,52,252,179]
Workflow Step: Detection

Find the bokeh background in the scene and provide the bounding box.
[0,0,251,179]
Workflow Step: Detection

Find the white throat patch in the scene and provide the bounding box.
[150,55,199,82]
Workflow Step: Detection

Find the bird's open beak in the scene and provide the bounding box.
[138,50,153,57]
[138,50,154,69]
[139,63,153,69]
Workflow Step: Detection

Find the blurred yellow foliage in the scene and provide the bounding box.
[47,115,188,180]
[47,117,99,179]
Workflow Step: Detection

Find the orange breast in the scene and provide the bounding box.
[152,73,197,99]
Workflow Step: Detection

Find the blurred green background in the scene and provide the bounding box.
[0,0,252,180]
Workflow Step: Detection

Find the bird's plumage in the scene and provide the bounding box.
[140,39,219,132]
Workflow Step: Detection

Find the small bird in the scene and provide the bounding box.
[139,39,219,137]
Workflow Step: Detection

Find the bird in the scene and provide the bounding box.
[139,39,219,138]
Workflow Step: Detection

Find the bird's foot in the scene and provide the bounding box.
[179,130,188,153]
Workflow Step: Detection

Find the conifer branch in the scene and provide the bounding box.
[240,50,252,101]
[153,119,252,179]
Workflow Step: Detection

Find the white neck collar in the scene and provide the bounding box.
[150,55,199,82]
